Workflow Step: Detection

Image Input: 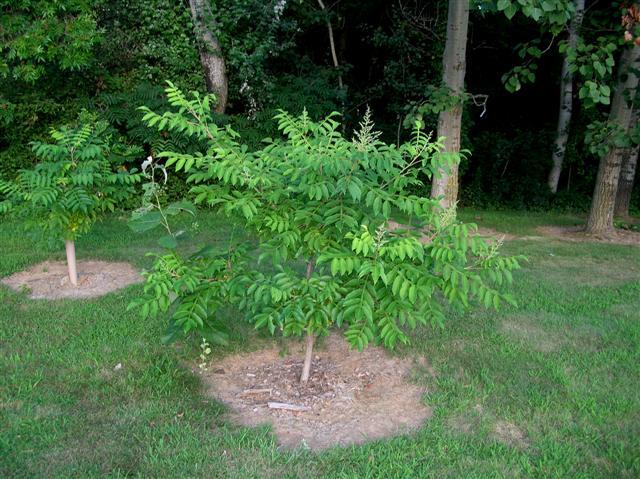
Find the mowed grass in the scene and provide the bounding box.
[1,210,639,478]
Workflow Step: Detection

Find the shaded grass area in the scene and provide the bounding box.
[1,210,639,478]
[457,208,584,236]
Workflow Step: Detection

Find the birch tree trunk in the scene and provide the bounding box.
[547,0,585,193]
[614,140,639,219]
[586,44,640,234]
[188,0,228,113]
[431,0,469,210]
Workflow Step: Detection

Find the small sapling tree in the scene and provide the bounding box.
[0,120,141,285]
[134,83,523,383]
[127,155,240,346]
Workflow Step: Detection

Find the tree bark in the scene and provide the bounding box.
[586,44,640,234]
[65,240,78,286]
[300,258,316,383]
[300,331,315,383]
[188,0,228,113]
[548,0,585,193]
[431,0,469,210]
[614,140,638,219]
[317,0,343,89]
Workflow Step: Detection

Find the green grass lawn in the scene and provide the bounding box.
[1,210,639,478]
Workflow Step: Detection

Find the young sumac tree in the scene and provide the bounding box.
[0,121,141,285]
[134,84,522,383]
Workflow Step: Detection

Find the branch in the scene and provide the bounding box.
[317,0,343,89]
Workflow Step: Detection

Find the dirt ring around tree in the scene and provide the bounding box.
[536,225,640,246]
[387,221,517,243]
[200,333,433,450]
[1,260,143,299]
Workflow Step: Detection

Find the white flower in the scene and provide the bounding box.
[274,0,287,20]
[141,156,153,173]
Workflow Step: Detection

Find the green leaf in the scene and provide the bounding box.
[166,200,196,216]
[128,211,163,232]
[157,235,178,249]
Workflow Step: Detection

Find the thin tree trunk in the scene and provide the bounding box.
[431,0,469,210]
[65,240,78,286]
[300,331,315,383]
[586,44,640,234]
[317,0,343,89]
[548,0,585,193]
[614,142,639,219]
[188,0,228,113]
[300,258,315,383]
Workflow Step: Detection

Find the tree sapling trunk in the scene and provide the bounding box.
[65,239,78,286]
[300,331,315,384]
[300,258,316,384]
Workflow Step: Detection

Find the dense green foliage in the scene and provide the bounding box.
[127,85,521,356]
[0,1,637,211]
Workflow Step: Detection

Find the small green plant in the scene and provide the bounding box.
[0,119,141,285]
[127,155,240,346]
[133,83,523,383]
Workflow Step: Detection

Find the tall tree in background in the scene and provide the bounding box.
[548,0,585,193]
[586,42,640,234]
[430,0,469,210]
[316,0,343,89]
[614,111,639,219]
[188,0,228,112]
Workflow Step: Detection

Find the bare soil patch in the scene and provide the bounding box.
[201,334,432,450]
[491,420,529,449]
[1,260,142,299]
[500,317,563,353]
[387,221,516,243]
[476,227,517,242]
[537,225,640,246]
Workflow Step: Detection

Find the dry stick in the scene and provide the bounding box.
[267,402,310,412]
[317,0,343,89]
[241,388,272,396]
[65,240,78,286]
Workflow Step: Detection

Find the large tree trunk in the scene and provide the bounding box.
[614,140,639,219]
[586,44,640,234]
[65,240,78,286]
[188,0,228,113]
[431,0,469,210]
[548,0,585,193]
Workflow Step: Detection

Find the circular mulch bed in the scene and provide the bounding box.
[200,334,432,450]
[1,260,143,299]
[537,225,640,246]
